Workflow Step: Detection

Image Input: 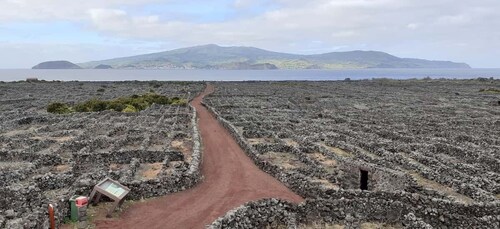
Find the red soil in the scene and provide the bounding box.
[93,84,304,229]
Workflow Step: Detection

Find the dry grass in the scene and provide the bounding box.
[320,143,353,157]
[171,140,184,148]
[411,173,474,204]
[309,152,337,173]
[299,222,401,229]
[0,161,31,170]
[260,151,305,169]
[299,223,344,229]
[248,138,275,145]
[400,153,427,168]
[31,135,74,142]
[138,163,163,179]
[357,148,380,159]
[122,142,141,151]
[171,139,192,162]
[109,163,128,171]
[360,222,402,229]
[283,138,299,147]
[2,126,38,137]
[3,129,27,137]
[312,178,340,190]
[53,164,70,173]
[148,143,164,151]
[53,136,74,142]
[310,152,337,166]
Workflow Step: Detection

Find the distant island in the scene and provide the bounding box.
[32,61,82,69]
[34,44,471,70]
[94,64,113,69]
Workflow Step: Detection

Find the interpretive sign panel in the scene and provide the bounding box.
[89,177,130,217]
[99,180,128,199]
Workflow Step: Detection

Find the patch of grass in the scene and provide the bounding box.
[410,172,474,204]
[47,102,73,114]
[122,104,138,113]
[479,88,500,93]
[48,93,186,114]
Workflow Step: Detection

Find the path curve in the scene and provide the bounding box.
[95,84,303,229]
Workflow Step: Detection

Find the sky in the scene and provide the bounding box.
[0,0,499,68]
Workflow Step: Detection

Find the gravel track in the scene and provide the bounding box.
[94,84,303,229]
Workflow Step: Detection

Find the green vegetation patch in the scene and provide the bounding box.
[479,88,500,94]
[47,102,73,114]
[47,93,186,114]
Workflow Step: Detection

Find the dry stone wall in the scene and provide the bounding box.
[0,81,204,228]
[204,79,500,228]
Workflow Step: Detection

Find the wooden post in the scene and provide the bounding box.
[48,204,56,229]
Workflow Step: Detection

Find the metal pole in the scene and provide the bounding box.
[48,204,56,229]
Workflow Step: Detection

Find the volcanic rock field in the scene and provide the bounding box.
[203,79,500,228]
[0,81,204,228]
[0,79,499,228]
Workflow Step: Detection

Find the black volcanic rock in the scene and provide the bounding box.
[94,64,113,69]
[32,61,81,69]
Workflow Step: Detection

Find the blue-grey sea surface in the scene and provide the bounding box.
[0,69,499,82]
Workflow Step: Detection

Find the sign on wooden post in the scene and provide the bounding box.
[89,177,130,218]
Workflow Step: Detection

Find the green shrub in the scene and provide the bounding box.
[48,93,183,114]
[479,88,500,93]
[107,101,126,112]
[47,102,73,114]
[97,88,105,92]
[73,103,89,112]
[91,100,109,112]
[170,97,187,105]
[122,105,138,113]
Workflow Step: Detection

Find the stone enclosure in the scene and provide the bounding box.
[1,79,499,229]
[204,79,500,228]
[0,81,204,228]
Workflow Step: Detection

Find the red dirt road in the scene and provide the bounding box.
[94,84,304,229]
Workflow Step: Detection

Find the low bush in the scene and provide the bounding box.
[479,88,500,93]
[122,104,138,113]
[47,102,72,114]
[47,93,186,114]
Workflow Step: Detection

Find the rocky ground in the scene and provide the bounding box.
[0,81,204,228]
[1,79,499,229]
[204,79,500,228]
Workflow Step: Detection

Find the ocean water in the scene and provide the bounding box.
[0,69,500,82]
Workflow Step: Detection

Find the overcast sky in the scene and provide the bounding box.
[0,0,499,68]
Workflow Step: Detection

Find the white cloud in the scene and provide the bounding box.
[233,0,255,9]
[0,0,160,21]
[407,23,420,30]
[436,15,472,26]
[1,0,500,67]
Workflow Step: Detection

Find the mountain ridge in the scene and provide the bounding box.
[73,44,470,69]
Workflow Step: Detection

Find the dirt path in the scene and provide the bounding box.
[94,84,303,229]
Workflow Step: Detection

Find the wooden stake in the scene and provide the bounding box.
[48,204,56,229]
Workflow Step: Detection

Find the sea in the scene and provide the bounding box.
[0,68,500,82]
